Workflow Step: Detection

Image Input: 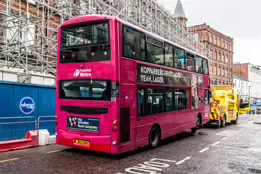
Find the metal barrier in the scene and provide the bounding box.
[0,115,56,144]
[37,115,56,145]
[0,116,36,141]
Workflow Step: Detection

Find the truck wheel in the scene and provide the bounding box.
[221,116,226,127]
[149,125,161,148]
[216,119,221,128]
[232,115,238,124]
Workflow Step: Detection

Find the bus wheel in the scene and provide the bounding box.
[191,117,200,135]
[149,125,161,148]
[221,116,226,127]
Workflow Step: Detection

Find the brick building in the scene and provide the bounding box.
[174,1,234,86]
[187,25,234,86]
[233,63,261,99]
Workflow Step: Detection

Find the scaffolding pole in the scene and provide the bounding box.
[0,0,211,79]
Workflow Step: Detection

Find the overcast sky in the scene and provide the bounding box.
[158,0,261,65]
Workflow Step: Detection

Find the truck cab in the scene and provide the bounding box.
[209,86,240,128]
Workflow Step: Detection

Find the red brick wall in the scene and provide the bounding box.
[233,63,249,80]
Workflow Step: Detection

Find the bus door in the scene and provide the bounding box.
[119,84,136,147]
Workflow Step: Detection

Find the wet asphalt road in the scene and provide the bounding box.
[1,114,261,174]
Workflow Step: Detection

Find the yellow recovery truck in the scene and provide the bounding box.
[209,86,249,128]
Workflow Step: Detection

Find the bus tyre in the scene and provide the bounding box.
[191,117,200,135]
[149,126,161,148]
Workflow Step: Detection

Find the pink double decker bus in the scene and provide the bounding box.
[56,15,211,154]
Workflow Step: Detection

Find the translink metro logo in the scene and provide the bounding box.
[73,69,92,77]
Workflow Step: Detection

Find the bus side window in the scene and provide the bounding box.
[138,88,145,117]
[165,89,174,111]
[174,89,190,110]
[195,56,203,74]
[205,90,210,105]
[202,58,209,75]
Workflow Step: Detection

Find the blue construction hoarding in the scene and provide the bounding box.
[0,81,56,141]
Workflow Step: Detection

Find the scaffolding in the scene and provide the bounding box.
[0,0,210,79]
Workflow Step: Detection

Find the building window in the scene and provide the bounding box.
[206,32,209,41]
[218,67,221,75]
[194,33,199,41]
[222,54,224,62]
[225,55,228,63]
[210,50,213,59]
[213,66,216,75]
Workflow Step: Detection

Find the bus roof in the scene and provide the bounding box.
[61,14,209,61]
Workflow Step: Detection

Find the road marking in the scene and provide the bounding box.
[236,124,248,127]
[212,141,220,146]
[199,147,209,153]
[46,150,62,154]
[0,158,19,164]
[176,157,191,165]
[117,158,176,174]
[216,130,235,137]
[222,137,228,140]
[150,158,176,163]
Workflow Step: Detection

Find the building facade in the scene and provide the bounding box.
[233,75,250,96]
[233,63,261,99]
[187,24,234,86]
[173,1,234,86]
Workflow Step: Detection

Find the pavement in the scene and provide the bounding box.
[1,114,261,174]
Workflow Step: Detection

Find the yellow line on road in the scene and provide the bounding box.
[0,158,19,164]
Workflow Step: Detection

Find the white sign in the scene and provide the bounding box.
[20,97,35,115]
[73,69,92,77]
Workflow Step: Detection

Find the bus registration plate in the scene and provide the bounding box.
[75,140,90,147]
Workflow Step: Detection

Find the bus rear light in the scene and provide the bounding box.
[112,141,117,146]
[112,120,117,125]
[55,116,58,125]
[112,126,118,132]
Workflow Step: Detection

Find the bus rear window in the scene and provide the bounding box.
[59,80,111,101]
[60,22,110,63]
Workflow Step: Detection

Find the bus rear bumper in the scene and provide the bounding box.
[56,129,111,153]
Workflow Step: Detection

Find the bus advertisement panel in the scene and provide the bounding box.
[56,15,211,154]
